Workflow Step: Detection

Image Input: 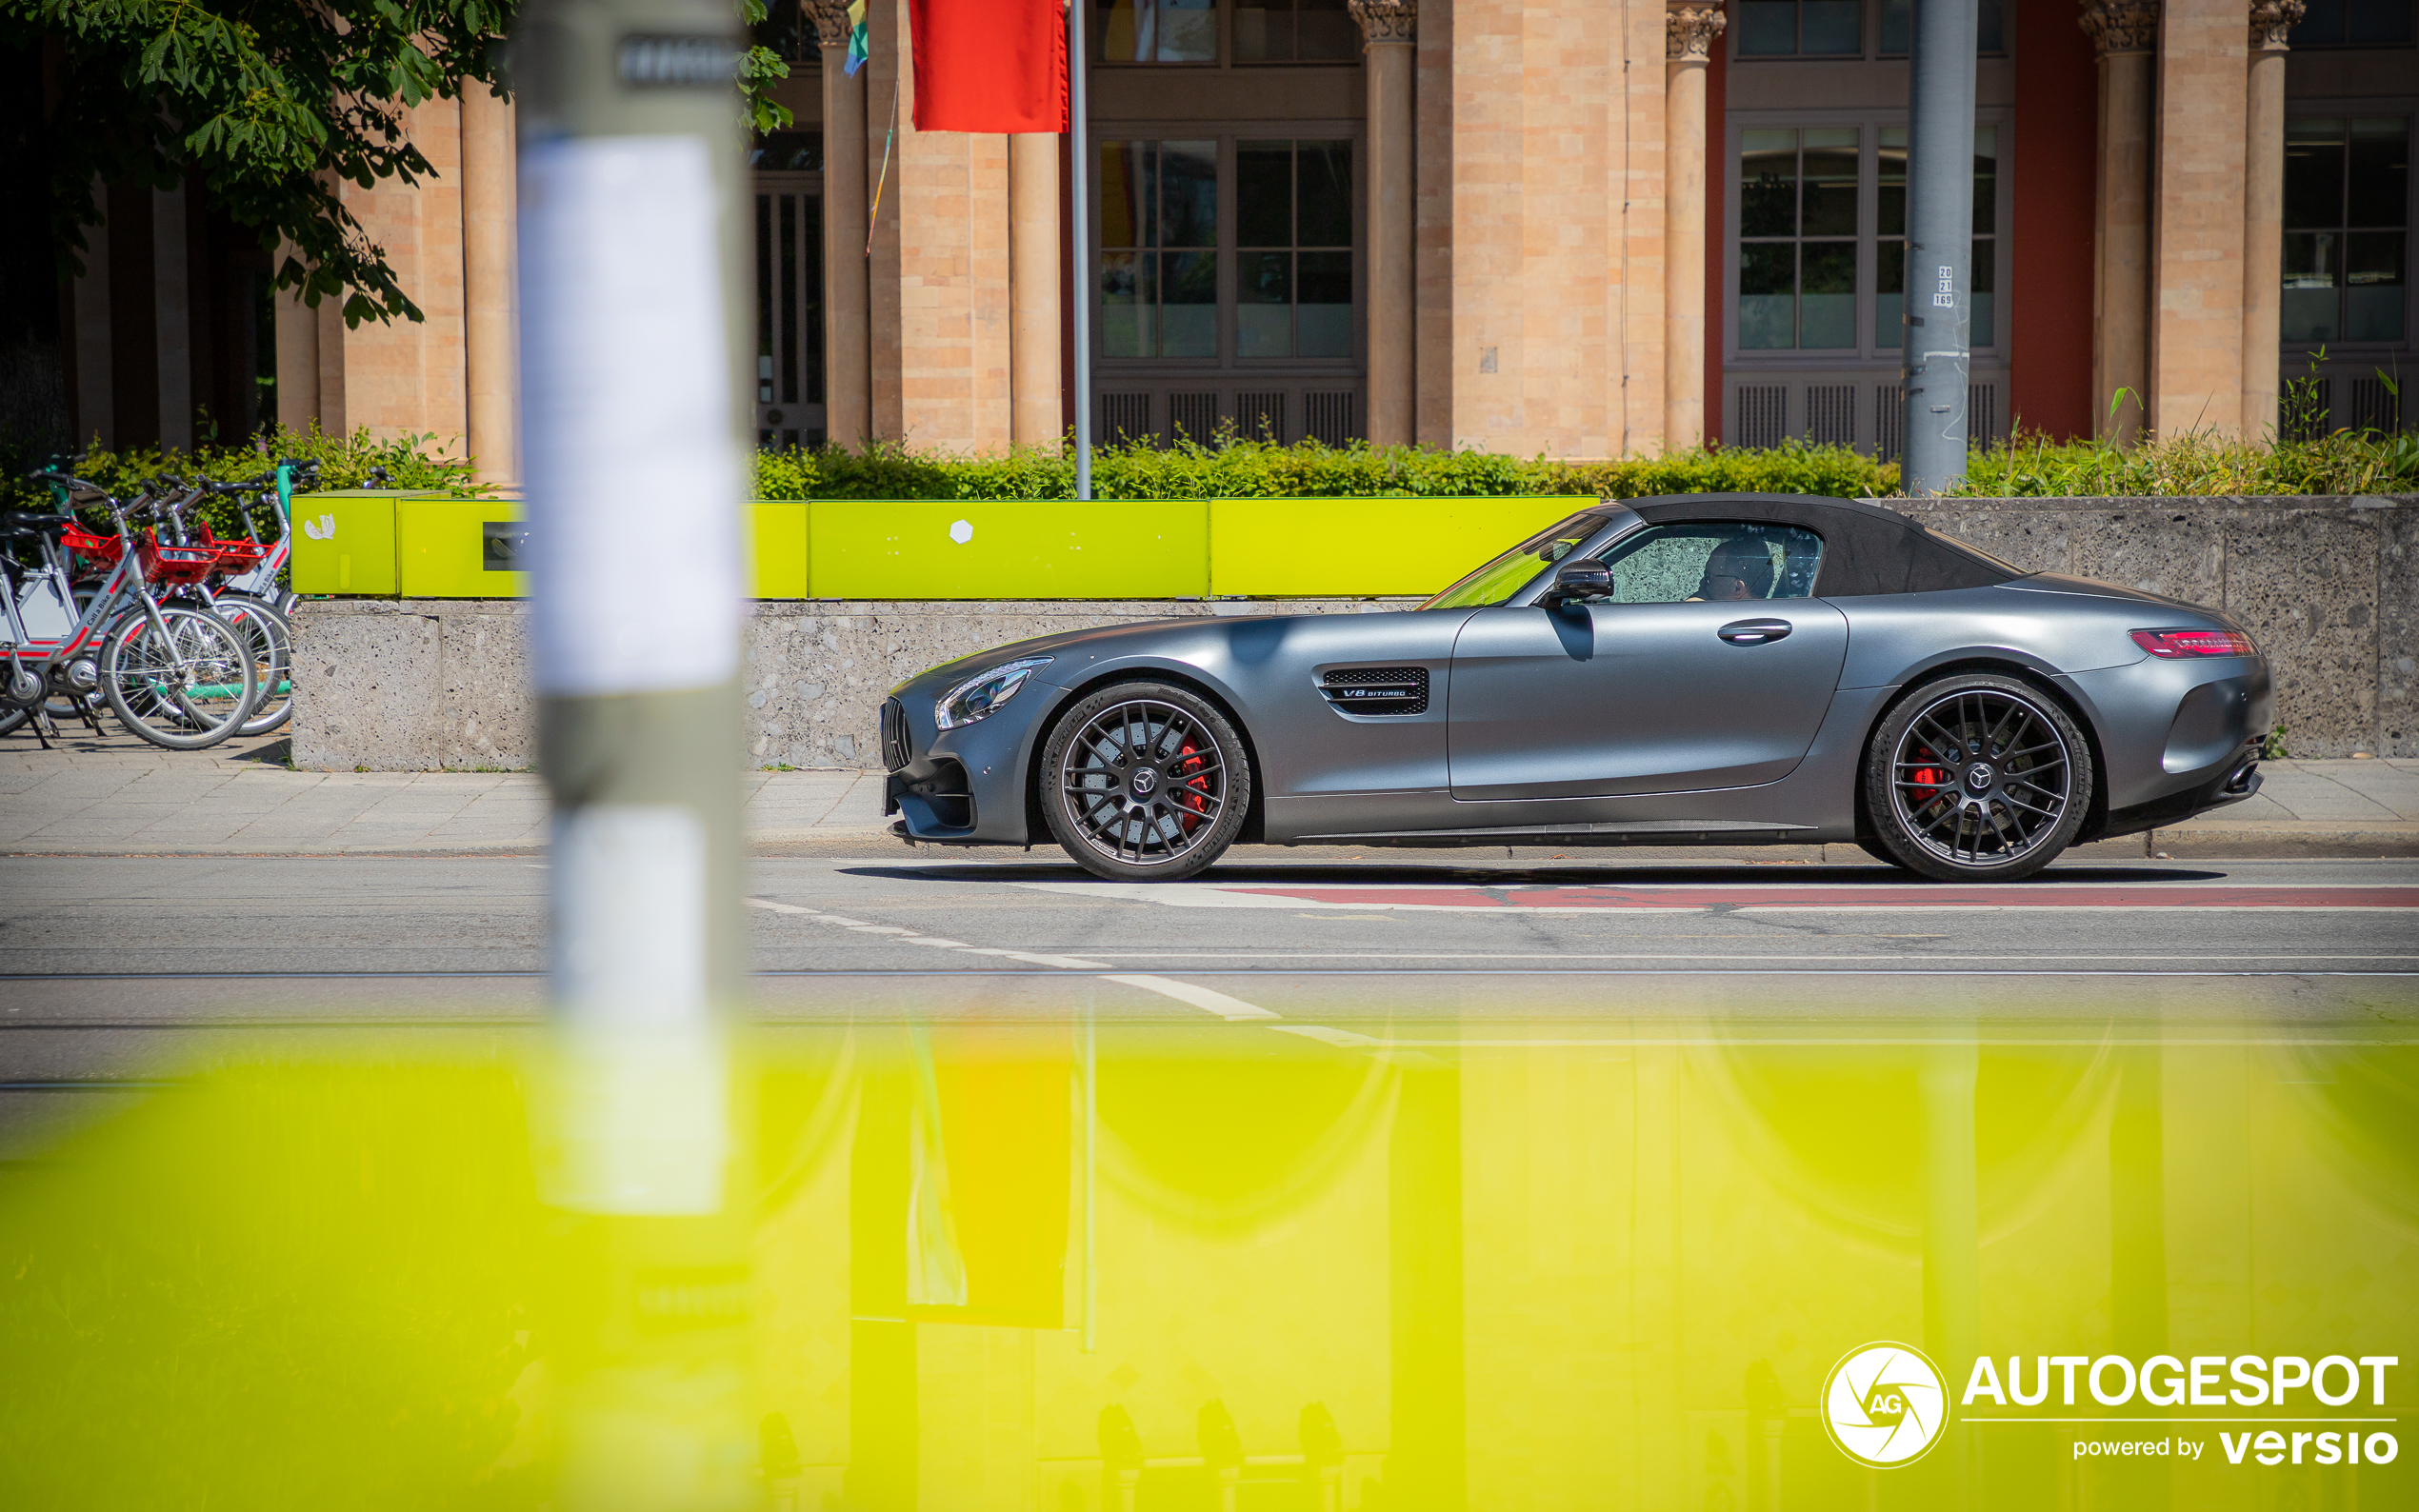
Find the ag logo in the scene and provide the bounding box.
[1822,1343,1949,1467]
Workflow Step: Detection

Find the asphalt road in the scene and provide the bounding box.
[4,849,2412,1153]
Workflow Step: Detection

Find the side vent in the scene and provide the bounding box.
[1316,666,1430,717]
[1734,385,1787,449]
[1170,391,1220,447]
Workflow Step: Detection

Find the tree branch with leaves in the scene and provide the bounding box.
[7,0,796,327]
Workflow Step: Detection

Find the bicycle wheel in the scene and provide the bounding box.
[101,606,257,750]
[213,595,293,735]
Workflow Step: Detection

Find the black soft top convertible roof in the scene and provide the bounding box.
[1622,492,2020,598]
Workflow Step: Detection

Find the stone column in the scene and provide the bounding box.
[1663,3,1724,453]
[271,241,318,436]
[462,80,519,486]
[808,0,872,448]
[1010,135,1062,448]
[1351,0,1416,448]
[2241,2,2302,442]
[2080,0,2156,444]
[2147,0,2248,438]
[153,179,192,452]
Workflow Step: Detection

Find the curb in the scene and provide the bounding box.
[10,826,2414,863]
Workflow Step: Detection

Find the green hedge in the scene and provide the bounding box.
[15,426,2414,519]
[6,425,490,533]
[751,435,1899,501]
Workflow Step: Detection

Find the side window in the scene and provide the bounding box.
[1592,524,1824,604]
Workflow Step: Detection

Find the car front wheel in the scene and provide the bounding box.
[1041,683,1252,882]
[1862,673,2093,883]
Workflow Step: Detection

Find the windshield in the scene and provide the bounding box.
[1422,512,1615,609]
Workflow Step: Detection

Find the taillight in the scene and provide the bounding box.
[2131,628,2256,659]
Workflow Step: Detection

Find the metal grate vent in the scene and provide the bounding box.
[1170,392,1219,448]
[1968,382,2000,449]
[1735,386,1788,448]
[1316,666,1429,717]
[2284,378,2331,441]
[1807,385,1855,448]
[1304,390,1357,447]
[1097,392,1152,445]
[1235,390,1286,444]
[879,698,911,771]
[2349,376,2404,435]
[1875,385,1904,461]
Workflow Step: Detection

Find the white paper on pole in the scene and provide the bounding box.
[520,134,743,696]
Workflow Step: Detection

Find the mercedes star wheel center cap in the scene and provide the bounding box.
[1965,763,1994,793]
[1132,768,1158,797]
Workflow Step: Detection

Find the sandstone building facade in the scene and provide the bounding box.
[47,0,2419,478]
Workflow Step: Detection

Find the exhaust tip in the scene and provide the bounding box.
[2224,760,2258,796]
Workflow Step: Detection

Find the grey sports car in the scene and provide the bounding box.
[879,492,2271,882]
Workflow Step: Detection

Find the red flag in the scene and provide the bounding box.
[908,0,1068,133]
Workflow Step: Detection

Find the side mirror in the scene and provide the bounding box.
[1545,557,1612,604]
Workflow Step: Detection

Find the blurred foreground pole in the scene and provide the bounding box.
[1920,1035,1980,1509]
[515,1,753,1507]
[1897,0,1977,494]
[1069,0,1093,500]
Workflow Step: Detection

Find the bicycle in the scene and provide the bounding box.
[151,474,295,737]
[2,469,257,750]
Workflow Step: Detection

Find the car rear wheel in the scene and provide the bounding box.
[1863,673,2092,883]
[1042,683,1252,882]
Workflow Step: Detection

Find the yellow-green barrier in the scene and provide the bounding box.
[296,495,1599,600]
[287,490,436,597]
[1208,495,1589,597]
[809,499,1211,599]
[396,499,528,598]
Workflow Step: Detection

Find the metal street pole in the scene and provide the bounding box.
[1069,0,1093,500]
[1898,0,1979,496]
[514,0,753,1506]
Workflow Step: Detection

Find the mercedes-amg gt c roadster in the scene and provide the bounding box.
[880,492,2271,882]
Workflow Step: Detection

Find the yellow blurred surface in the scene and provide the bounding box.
[3,1020,2412,1509]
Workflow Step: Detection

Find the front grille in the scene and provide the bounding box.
[879,698,911,771]
[1316,666,1429,717]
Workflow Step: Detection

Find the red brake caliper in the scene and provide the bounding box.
[1171,737,1210,832]
[1909,750,1946,808]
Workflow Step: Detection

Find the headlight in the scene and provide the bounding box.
[934,656,1052,729]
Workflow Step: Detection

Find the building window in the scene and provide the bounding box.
[1739,0,1862,56]
[1238,140,1353,357]
[1099,140,1220,357]
[1739,128,1860,349]
[2283,119,2409,345]
[1875,125,1997,348]
[1094,134,1359,368]
[1097,0,1218,62]
[2288,0,2415,48]
[1738,0,2006,60]
[1234,0,1359,61]
[1876,0,2005,55]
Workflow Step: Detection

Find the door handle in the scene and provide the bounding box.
[1718,618,1793,646]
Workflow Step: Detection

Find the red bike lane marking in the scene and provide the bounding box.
[1216,885,2419,911]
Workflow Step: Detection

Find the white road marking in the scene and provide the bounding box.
[1099,975,1280,1022]
[745,896,1289,1020]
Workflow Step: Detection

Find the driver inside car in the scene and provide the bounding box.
[1689,536,1778,602]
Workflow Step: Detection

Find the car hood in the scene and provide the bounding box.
[890,613,1275,698]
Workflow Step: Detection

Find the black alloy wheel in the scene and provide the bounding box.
[1863,673,2093,882]
[1041,683,1252,882]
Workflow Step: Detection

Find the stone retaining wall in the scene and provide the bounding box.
[290,494,2415,769]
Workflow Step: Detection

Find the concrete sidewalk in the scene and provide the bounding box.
[2,725,2413,857]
